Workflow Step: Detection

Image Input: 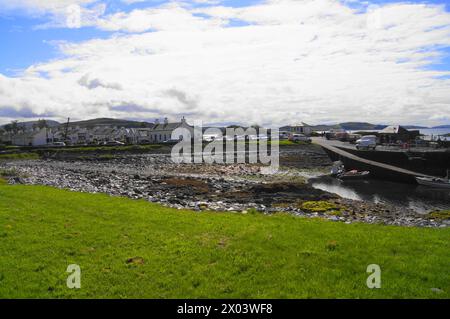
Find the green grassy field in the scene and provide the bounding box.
[0,182,448,299]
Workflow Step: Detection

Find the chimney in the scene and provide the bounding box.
[164,118,169,125]
[181,116,186,124]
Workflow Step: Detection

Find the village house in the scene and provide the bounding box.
[279,123,313,136]
[2,117,198,146]
[379,125,420,144]
[148,117,195,143]
[10,128,49,146]
[0,131,12,145]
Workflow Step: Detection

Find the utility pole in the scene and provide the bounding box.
[64,117,70,144]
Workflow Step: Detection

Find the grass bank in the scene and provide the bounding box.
[0,153,40,160]
[0,183,448,298]
[38,144,164,153]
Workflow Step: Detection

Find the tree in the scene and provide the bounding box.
[37,119,48,130]
[251,124,262,134]
[4,124,12,134]
[10,120,19,134]
[37,119,49,144]
[3,124,13,144]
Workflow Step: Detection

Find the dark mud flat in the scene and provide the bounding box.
[279,145,332,169]
[223,182,337,205]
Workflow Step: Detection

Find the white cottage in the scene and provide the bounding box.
[11,128,49,146]
[279,123,313,136]
[148,117,195,143]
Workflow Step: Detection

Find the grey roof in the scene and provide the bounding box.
[280,123,311,129]
[151,122,185,131]
[380,125,408,134]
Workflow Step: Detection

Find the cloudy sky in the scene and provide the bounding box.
[0,0,449,127]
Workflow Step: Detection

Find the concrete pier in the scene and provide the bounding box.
[313,139,436,184]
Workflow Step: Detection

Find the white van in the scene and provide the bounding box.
[355,135,377,150]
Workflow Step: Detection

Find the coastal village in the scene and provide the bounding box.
[0,116,449,230]
[0,117,448,148]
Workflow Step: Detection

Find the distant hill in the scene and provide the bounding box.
[338,122,387,131]
[310,122,387,131]
[309,124,342,131]
[0,120,60,129]
[310,122,437,131]
[403,125,429,129]
[63,118,154,128]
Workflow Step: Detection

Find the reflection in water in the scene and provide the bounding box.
[309,176,450,214]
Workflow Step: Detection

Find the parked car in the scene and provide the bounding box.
[355,135,377,150]
[290,134,311,143]
[258,134,269,141]
[347,133,361,144]
[203,134,220,142]
[48,142,66,147]
[163,139,181,144]
[279,131,290,140]
[104,141,125,146]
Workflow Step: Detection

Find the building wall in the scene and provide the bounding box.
[32,129,48,146]
[280,125,312,136]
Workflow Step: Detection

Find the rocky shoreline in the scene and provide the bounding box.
[1,147,448,228]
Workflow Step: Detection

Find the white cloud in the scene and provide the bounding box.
[0,0,450,126]
[0,0,97,15]
[96,3,226,32]
[0,0,105,29]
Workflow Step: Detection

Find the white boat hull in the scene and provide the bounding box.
[416,177,450,189]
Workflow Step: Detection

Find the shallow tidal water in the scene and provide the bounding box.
[309,176,450,214]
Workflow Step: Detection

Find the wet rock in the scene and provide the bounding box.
[8,176,25,184]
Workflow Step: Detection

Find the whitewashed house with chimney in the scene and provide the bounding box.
[279,123,313,136]
[11,128,49,146]
[148,117,197,143]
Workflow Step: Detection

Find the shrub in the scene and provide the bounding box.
[428,210,450,220]
[300,201,340,213]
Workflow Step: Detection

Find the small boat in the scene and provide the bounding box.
[337,170,370,180]
[416,177,450,189]
[330,161,345,177]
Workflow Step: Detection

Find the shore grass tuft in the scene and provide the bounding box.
[299,201,344,215]
[428,210,450,220]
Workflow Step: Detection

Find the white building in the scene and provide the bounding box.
[11,128,49,146]
[5,117,198,146]
[148,117,196,143]
[280,123,313,136]
[0,131,12,144]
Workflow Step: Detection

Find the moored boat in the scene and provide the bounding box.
[330,161,345,177]
[337,170,370,180]
[415,176,450,189]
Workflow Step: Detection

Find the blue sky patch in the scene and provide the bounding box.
[0,0,449,75]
